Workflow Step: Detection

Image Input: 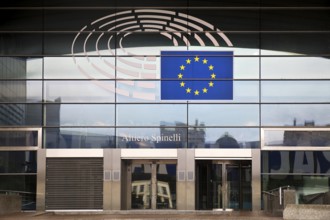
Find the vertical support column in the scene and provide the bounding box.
[177,149,195,210]
[252,149,261,211]
[111,149,121,210]
[176,149,186,210]
[103,149,121,210]
[36,149,46,211]
[185,149,195,210]
[151,163,157,210]
[103,149,112,210]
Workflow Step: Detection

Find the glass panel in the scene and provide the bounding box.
[189,104,259,126]
[0,57,42,79]
[116,56,159,79]
[262,175,330,205]
[156,164,176,209]
[117,80,259,103]
[44,81,115,103]
[261,9,330,31]
[117,128,186,148]
[261,33,330,56]
[261,0,330,7]
[117,104,186,126]
[116,1,187,7]
[44,0,116,7]
[233,57,259,79]
[45,33,116,55]
[189,33,259,56]
[261,57,330,79]
[44,128,115,148]
[44,57,115,79]
[0,151,36,173]
[0,131,38,147]
[188,128,259,148]
[0,81,42,103]
[189,0,259,6]
[241,162,252,210]
[262,151,330,174]
[0,10,43,31]
[44,10,116,31]
[0,34,42,55]
[261,81,330,103]
[226,164,240,210]
[0,175,36,210]
[0,104,42,126]
[261,104,330,126]
[264,130,330,147]
[188,9,259,31]
[131,163,151,209]
[211,164,223,209]
[116,32,185,56]
[45,104,115,126]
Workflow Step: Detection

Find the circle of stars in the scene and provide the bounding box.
[177,55,216,96]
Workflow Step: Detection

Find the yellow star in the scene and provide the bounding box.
[180,81,185,87]
[211,73,216,79]
[202,59,208,64]
[209,65,214,70]
[194,56,200,62]
[178,73,183,79]
[180,65,185,70]
[186,88,191,93]
[203,88,208,93]
[194,90,200,95]
[186,58,191,64]
[209,81,214,87]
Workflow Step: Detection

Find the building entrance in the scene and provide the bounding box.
[123,160,177,210]
[196,160,252,211]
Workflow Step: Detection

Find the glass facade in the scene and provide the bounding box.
[0,0,329,212]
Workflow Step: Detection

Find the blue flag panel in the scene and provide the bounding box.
[161,51,233,100]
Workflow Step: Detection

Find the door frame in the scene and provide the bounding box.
[124,159,177,210]
[196,159,252,211]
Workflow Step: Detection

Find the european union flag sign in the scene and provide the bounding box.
[161,51,233,100]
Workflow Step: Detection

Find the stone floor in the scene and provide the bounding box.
[0,211,283,220]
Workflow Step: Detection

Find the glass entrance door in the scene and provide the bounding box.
[130,160,176,209]
[196,160,252,211]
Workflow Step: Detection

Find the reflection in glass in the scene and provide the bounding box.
[45,104,114,126]
[261,57,330,79]
[0,104,42,126]
[262,151,330,174]
[131,163,151,209]
[262,175,330,205]
[261,33,330,56]
[117,80,259,103]
[261,81,330,102]
[44,81,115,103]
[44,57,115,79]
[189,128,259,148]
[264,130,330,147]
[261,104,330,126]
[0,175,36,210]
[156,164,176,209]
[117,57,160,79]
[0,131,38,147]
[189,104,259,126]
[45,128,114,148]
[117,127,186,148]
[0,81,42,103]
[0,151,36,173]
[0,57,42,79]
[117,104,186,126]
